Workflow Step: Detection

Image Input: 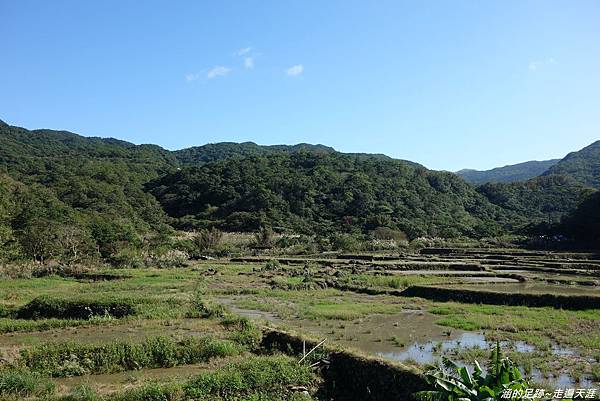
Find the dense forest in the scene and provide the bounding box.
[543,140,600,188]
[146,153,506,238]
[476,175,590,228]
[1,119,599,265]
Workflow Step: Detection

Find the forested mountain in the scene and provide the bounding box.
[456,159,559,185]
[475,175,591,229]
[0,121,177,264]
[559,190,600,246]
[1,119,599,263]
[174,142,335,165]
[543,140,600,188]
[147,153,507,238]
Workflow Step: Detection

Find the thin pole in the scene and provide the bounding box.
[298,339,326,364]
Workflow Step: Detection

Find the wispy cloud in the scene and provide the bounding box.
[285,64,304,77]
[244,57,254,69]
[207,66,231,79]
[529,57,556,72]
[235,47,252,56]
[185,73,201,82]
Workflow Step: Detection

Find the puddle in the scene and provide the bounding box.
[376,332,594,388]
[531,370,594,388]
[216,297,597,388]
[377,333,538,364]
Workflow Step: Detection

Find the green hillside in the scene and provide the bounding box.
[174,142,335,165]
[1,119,598,264]
[476,175,591,229]
[456,159,559,184]
[147,152,506,238]
[543,140,600,188]
[0,122,176,264]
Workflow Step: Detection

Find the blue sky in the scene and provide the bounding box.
[1,1,599,171]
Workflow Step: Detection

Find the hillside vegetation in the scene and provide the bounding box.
[1,119,599,264]
[146,153,506,238]
[543,140,600,188]
[456,159,559,185]
[476,175,591,228]
[0,121,175,264]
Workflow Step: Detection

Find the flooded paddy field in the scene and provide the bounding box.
[0,247,598,399]
[207,248,600,388]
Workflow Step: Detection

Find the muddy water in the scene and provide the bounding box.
[223,300,597,389]
[378,333,594,388]
[378,332,531,364]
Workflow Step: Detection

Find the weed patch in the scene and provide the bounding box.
[0,369,55,397]
[14,296,137,320]
[20,336,243,377]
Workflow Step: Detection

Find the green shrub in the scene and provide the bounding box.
[221,316,262,350]
[0,369,55,397]
[193,228,223,253]
[331,233,362,252]
[189,291,225,319]
[14,296,136,320]
[371,227,408,242]
[254,227,275,248]
[264,260,281,271]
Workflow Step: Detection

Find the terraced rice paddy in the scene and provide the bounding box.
[0,247,598,400]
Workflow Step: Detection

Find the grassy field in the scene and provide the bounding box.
[0,248,599,399]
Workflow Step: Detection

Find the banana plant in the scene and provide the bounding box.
[413,342,534,401]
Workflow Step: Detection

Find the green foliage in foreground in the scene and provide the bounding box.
[100,356,315,401]
[414,343,534,401]
[7,355,315,401]
[183,354,315,400]
[20,336,244,377]
[0,369,55,398]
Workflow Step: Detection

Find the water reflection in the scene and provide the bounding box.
[377,332,594,388]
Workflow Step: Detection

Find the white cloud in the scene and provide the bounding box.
[185,73,201,82]
[235,47,252,56]
[285,64,304,76]
[244,57,254,69]
[528,58,556,72]
[207,66,231,79]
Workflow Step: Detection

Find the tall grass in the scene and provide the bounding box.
[42,356,315,401]
[20,336,243,377]
[184,355,315,400]
[0,369,55,397]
